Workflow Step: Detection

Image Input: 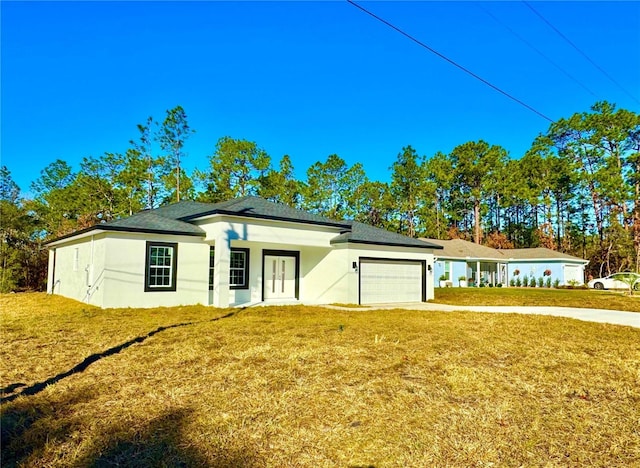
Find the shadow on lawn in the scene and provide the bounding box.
[2,390,260,467]
[82,408,260,468]
[1,385,99,467]
[1,310,238,404]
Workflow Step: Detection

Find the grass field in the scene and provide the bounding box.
[2,293,639,467]
[434,287,640,312]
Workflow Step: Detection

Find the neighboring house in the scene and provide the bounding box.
[422,238,588,287]
[424,239,509,287]
[47,196,441,308]
[502,248,589,286]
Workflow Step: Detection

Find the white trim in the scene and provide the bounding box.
[190,213,346,232]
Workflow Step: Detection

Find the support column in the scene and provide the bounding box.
[426,255,435,300]
[476,261,481,287]
[213,235,230,307]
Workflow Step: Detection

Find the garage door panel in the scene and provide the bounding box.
[360,259,424,304]
[564,265,583,285]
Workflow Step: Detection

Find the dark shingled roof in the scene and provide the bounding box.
[332,221,442,250]
[104,211,206,236]
[179,196,350,228]
[48,196,441,250]
[144,200,220,220]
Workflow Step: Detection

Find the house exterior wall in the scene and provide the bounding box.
[48,233,106,304]
[47,248,55,294]
[434,259,469,287]
[434,256,587,288]
[211,240,436,306]
[298,245,348,304]
[507,261,586,286]
[224,240,343,306]
[433,259,447,285]
[199,217,346,307]
[194,216,341,247]
[101,233,209,309]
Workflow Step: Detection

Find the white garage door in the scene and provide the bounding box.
[360,259,424,304]
[564,265,583,285]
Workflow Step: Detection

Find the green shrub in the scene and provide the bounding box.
[538,277,544,287]
[545,277,552,288]
[553,278,560,288]
[523,276,529,287]
[510,278,515,287]
[516,277,522,287]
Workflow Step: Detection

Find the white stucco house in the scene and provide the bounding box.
[46,196,442,308]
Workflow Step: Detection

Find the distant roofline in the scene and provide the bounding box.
[423,237,587,262]
[434,255,505,261]
[505,257,589,264]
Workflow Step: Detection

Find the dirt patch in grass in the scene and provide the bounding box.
[435,287,640,312]
[2,293,639,466]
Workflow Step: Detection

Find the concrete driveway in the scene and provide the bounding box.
[357,302,640,329]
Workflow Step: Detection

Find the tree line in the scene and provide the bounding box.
[1,101,638,292]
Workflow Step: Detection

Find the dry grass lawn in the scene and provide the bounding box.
[2,293,639,467]
[435,287,640,312]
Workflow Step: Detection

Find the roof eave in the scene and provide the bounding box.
[331,238,441,250]
[46,225,205,246]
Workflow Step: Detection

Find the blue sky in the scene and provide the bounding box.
[2,1,639,197]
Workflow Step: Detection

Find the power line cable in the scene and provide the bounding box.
[346,0,554,123]
[476,3,599,99]
[522,1,640,106]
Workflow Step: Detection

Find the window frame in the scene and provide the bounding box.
[208,246,250,290]
[444,261,451,281]
[144,241,178,292]
[229,247,250,290]
[209,246,215,291]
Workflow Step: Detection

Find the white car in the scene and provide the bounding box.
[588,272,640,290]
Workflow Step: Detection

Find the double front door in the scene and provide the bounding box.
[264,254,297,300]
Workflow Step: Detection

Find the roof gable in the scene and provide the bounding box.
[182,196,350,228]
